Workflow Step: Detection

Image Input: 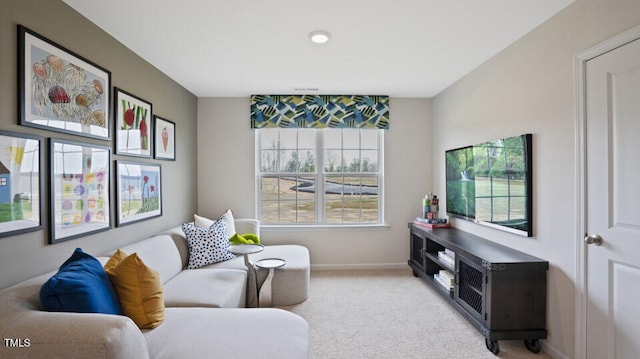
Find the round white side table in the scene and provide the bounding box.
[255,258,286,307]
[227,244,264,307]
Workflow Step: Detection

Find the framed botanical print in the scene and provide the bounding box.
[18,25,110,140]
[0,131,44,237]
[116,161,162,226]
[50,139,111,243]
[114,88,152,158]
[153,116,175,160]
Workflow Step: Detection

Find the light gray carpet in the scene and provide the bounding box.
[280,269,552,359]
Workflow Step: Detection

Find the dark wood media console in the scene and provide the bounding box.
[408,223,548,355]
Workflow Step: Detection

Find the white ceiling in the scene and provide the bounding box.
[63,0,574,98]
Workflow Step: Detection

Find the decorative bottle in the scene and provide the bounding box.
[422,195,431,218]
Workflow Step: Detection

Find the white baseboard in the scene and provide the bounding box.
[311,263,408,271]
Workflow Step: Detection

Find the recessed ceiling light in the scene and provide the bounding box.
[309,30,331,44]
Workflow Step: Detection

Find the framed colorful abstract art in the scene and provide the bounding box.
[114,88,152,158]
[153,116,175,161]
[49,139,111,243]
[0,131,44,238]
[18,25,110,140]
[115,161,162,226]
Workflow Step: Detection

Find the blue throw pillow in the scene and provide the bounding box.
[40,248,122,315]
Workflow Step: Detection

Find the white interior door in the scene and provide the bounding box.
[584,36,640,359]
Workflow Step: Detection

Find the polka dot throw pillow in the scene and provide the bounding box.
[182,218,235,269]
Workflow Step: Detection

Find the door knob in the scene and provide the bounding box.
[584,234,603,246]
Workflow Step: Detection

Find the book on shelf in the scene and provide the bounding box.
[444,248,455,258]
[438,269,455,287]
[413,219,451,229]
[437,251,455,267]
[434,274,453,291]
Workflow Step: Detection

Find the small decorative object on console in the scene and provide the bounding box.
[419,192,447,225]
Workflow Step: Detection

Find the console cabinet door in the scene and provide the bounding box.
[409,232,426,272]
[455,256,486,323]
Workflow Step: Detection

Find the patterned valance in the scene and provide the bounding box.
[251,95,389,129]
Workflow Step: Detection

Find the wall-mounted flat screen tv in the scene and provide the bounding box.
[445,134,532,237]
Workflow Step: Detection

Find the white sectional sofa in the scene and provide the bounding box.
[161,221,310,307]
[0,219,310,359]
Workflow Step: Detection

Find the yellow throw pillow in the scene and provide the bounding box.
[105,251,164,329]
[104,248,128,272]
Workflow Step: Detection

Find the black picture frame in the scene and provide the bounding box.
[49,138,111,243]
[114,88,153,158]
[115,160,162,226]
[18,25,111,140]
[0,130,44,238]
[153,116,176,161]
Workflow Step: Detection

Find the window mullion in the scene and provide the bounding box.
[378,129,384,223]
[255,132,261,221]
[316,130,324,224]
[340,131,344,223]
[277,176,281,223]
[295,130,299,223]
[359,129,363,172]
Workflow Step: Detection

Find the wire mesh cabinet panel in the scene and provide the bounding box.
[456,258,485,322]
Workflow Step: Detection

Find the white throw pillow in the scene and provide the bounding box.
[182,218,235,269]
[194,209,236,238]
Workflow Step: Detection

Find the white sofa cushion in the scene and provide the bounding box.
[143,308,308,359]
[194,209,236,237]
[119,235,183,284]
[162,268,246,308]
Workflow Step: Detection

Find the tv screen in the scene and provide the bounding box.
[445,134,532,237]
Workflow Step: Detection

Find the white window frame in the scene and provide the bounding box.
[255,128,385,227]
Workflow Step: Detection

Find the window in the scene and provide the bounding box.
[257,128,383,225]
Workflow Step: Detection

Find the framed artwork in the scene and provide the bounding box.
[49,139,111,243]
[114,88,152,157]
[18,25,110,140]
[0,131,44,238]
[153,116,175,160]
[116,161,162,226]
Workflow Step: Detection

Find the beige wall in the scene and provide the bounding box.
[0,0,198,289]
[432,0,640,357]
[197,97,432,268]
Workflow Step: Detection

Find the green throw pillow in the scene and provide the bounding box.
[229,233,260,245]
